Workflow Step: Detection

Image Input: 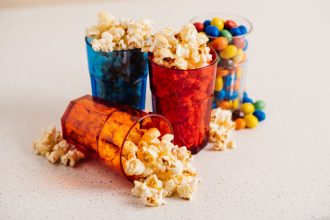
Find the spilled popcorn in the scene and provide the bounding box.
[122,127,198,207]
[32,127,85,167]
[86,11,154,52]
[209,108,236,151]
[146,23,212,70]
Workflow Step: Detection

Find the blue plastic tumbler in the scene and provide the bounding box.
[85,37,148,110]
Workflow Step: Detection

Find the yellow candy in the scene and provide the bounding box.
[244,114,259,128]
[236,67,242,79]
[220,45,238,59]
[211,17,224,31]
[214,77,223,91]
[240,103,255,114]
[233,49,244,64]
[232,99,239,109]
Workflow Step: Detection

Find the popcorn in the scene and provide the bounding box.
[177,176,196,200]
[147,23,212,70]
[60,149,85,167]
[86,11,154,52]
[140,188,166,207]
[122,127,198,206]
[32,126,62,156]
[33,127,84,167]
[124,158,145,176]
[209,108,236,151]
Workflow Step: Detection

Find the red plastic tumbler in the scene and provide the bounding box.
[148,49,218,154]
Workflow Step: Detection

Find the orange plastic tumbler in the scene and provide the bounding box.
[61,95,173,181]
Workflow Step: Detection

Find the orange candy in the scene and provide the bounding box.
[234,80,240,90]
[235,118,246,130]
[218,100,231,110]
[210,37,228,51]
[217,68,229,77]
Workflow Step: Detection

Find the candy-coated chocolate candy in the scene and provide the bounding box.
[205,25,220,37]
[235,118,246,130]
[224,75,233,87]
[193,22,204,32]
[232,109,244,120]
[220,29,232,42]
[229,91,238,100]
[243,97,253,103]
[240,103,255,114]
[253,110,266,122]
[255,101,266,110]
[232,37,245,49]
[254,100,266,110]
[236,67,242,79]
[234,80,240,90]
[203,20,211,28]
[232,98,239,109]
[233,49,244,64]
[244,114,258,128]
[243,92,248,98]
[238,25,248,34]
[215,89,225,100]
[219,100,231,109]
[211,37,228,50]
[220,45,238,59]
[215,77,223,91]
[217,68,229,77]
[230,27,242,36]
[218,58,234,69]
[224,20,237,29]
[243,39,248,51]
[211,17,224,31]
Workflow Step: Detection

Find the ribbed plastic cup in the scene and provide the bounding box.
[61,95,173,181]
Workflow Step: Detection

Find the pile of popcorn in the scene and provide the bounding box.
[147,23,212,70]
[86,11,154,52]
[32,127,85,167]
[122,127,198,207]
[209,108,236,151]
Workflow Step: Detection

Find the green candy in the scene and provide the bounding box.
[254,100,266,110]
[220,29,232,42]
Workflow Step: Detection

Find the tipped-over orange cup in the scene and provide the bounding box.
[61,95,173,181]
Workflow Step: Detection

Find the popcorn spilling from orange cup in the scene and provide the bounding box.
[122,128,198,206]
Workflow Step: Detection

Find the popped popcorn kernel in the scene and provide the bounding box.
[32,127,85,167]
[122,127,199,206]
[209,108,236,151]
[147,23,212,70]
[60,149,85,167]
[86,11,154,52]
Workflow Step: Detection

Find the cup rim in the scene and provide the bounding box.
[148,47,218,71]
[189,12,253,39]
[119,113,174,182]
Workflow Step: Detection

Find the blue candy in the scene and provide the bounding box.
[205,25,220,37]
[212,99,217,108]
[238,25,247,34]
[230,91,238,100]
[203,20,211,28]
[243,96,253,103]
[230,27,242,36]
[215,89,226,100]
[253,110,266,121]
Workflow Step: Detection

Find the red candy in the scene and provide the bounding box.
[232,37,245,49]
[193,22,204,32]
[224,20,237,29]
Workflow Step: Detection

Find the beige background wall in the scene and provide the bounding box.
[0,0,125,8]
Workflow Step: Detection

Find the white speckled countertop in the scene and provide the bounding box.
[1,0,330,219]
